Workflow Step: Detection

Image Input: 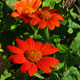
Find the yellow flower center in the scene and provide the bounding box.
[23,7,35,18]
[39,10,52,20]
[24,50,42,62]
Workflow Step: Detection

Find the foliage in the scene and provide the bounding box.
[0,0,80,80]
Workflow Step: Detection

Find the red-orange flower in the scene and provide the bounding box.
[11,0,42,23]
[29,6,64,30]
[7,38,59,76]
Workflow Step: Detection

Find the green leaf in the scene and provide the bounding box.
[70,32,80,55]
[5,0,17,9]
[62,66,80,80]
[70,8,79,19]
[68,19,80,29]
[34,73,44,79]
[52,35,61,43]
[58,62,65,69]
[67,27,73,34]
[0,75,5,80]
[53,0,61,3]
[0,69,11,80]
[69,67,80,80]
[62,75,75,80]
[57,44,70,53]
[10,25,16,30]
[42,0,55,8]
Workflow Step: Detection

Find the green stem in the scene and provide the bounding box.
[44,26,50,40]
[33,27,39,38]
[44,26,55,46]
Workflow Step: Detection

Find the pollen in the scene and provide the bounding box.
[38,10,52,20]
[24,50,42,62]
[23,7,34,18]
[23,7,34,14]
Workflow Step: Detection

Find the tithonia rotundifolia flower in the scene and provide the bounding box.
[11,0,42,23]
[29,6,64,30]
[7,38,59,76]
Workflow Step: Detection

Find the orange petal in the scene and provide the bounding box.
[13,55,27,64]
[20,62,29,73]
[32,0,42,10]
[30,17,40,26]
[7,46,24,55]
[28,63,37,76]
[16,39,29,51]
[39,20,47,29]
[11,12,21,17]
[35,41,42,50]
[52,13,64,21]
[40,43,52,53]
[49,9,58,14]
[27,0,36,7]
[47,20,55,30]
[52,19,60,27]
[9,55,18,63]
[42,47,59,55]
[41,57,59,68]
[37,60,51,73]
[26,38,35,49]
[14,1,27,14]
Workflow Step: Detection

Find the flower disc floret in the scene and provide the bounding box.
[38,10,52,20]
[24,50,42,62]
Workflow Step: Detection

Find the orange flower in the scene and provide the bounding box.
[7,38,59,76]
[11,0,42,23]
[29,6,64,30]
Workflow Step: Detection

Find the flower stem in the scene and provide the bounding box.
[33,27,39,38]
[44,26,55,46]
[44,26,50,40]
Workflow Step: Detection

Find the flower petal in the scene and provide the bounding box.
[20,61,29,73]
[39,20,47,29]
[26,0,36,7]
[28,63,37,76]
[9,55,18,63]
[16,39,29,51]
[53,19,60,27]
[40,43,52,53]
[42,47,59,55]
[37,60,51,73]
[11,12,21,17]
[40,57,59,68]
[47,20,55,30]
[14,1,27,14]
[26,38,35,49]
[49,9,57,14]
[30,17,40,26]
[35,41,42,50]
[52,13,64,21]
[13,55,27,64]
[32,0,42,10]
[7,46,24,55]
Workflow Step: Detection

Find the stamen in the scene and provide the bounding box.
[23,7,34,18]
[24,50,42,62]
[38,10,52,20]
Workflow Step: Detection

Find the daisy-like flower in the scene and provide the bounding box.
[29,6,64,30]
[7,38,59,76]
[11,0,42,23]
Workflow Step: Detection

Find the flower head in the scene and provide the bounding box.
[7,38,59,76]
[11,0,42,23]
[29,6,64,30]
